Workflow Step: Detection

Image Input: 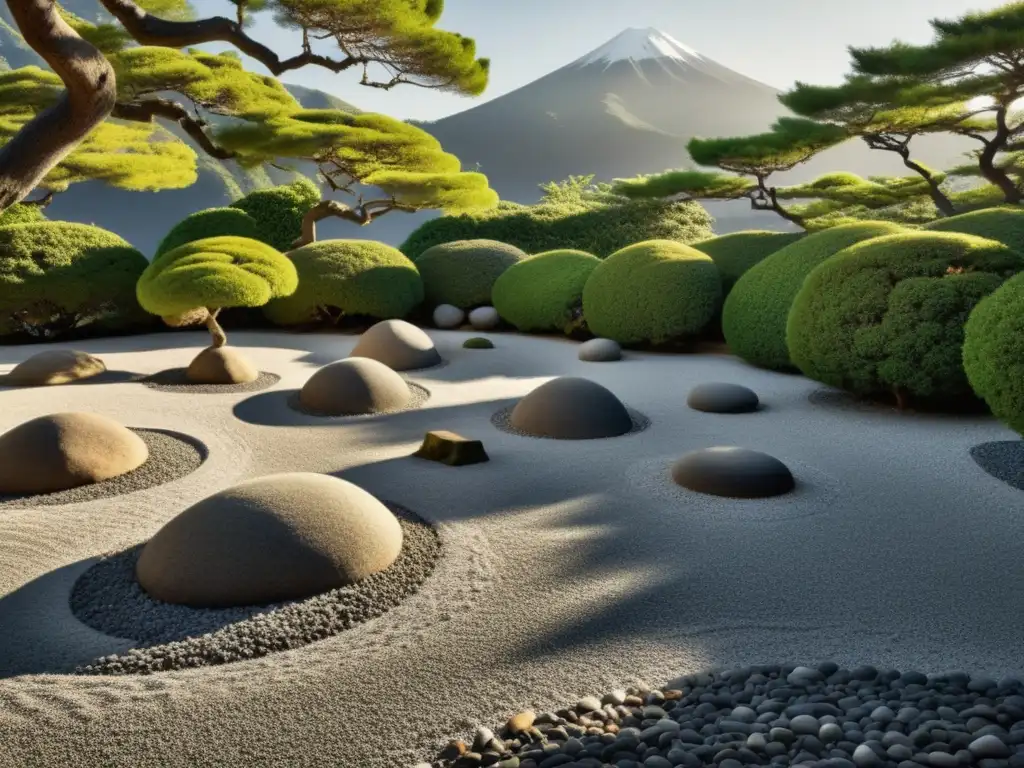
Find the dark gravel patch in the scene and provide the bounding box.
[970,440,1024,491]
[70,506,440,675]
[142,369,280,394]
[807,387,988,416]
[490,404,650,440]
[286,381,431,418]
[0,429,207,508]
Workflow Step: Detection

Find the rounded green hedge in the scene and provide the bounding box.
[491,249,600,334]
[581,239,722,346]
[923,207,1024,252]
[0,203,46,228]
[138,236,298,318]
[722,221,905,371]
[414,239,526,309]
[0,222,148,337]
[264,239,424,326]
[963,271,1024,434]
[155,207,261,258]
[230,179,322,251]
[787,231,1024,406]
[691,230,805,295]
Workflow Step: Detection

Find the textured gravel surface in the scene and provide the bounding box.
[70,507,440,675]
[0,429,206,508]
[490,404,651,440]
[142,369,281,393]
[286,381,431,418]
[428,665,1024,768]
[970,441,1024,491]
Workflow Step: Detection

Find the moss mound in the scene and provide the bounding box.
[963,271,1024,434]
[230,179,322,251]
[463,337,494,349]
[414,239,526,309]
[0,203,46,228]
[0,222,148,338]
[581,239,722,346]
[924,207,1024,252]
[722,221,905,371]
[787,231,1024,406]
[691,230,805,295]
[155,208,261,258]
[492,249,600,334]
[264,239,424,326]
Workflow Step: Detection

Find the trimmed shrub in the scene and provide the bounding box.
[787,231,1024,407]
[691,230,805,295]
[722,221,905,371]
[230,178,322,251]
[582,239,722,346]
[414,239,526,309]
[963,271,1024,434]
[155,207,261,258]
[0,203,46,228]
[492,249,600,334]
[264,239,424,326]
[923,207,1024,252]
[0,222,148,338]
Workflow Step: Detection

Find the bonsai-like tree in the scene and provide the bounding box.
[0,0,492,215]
[136,235,298,383]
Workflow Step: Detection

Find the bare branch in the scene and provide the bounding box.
[112,98,236,159]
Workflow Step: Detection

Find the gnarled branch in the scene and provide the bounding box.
[112,98,235,159]
[292,198,416,248]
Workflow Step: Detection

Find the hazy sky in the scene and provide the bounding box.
[226,0,1008,121]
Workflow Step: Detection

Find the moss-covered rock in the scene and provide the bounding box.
[491,249,600,334]
[463,337,494,349]
[0,221,148,338]
[963,271,1024,434]
[787,231,1024,406]
[155,207,261,258]
[230,179,322,251]
[414,239,526,309]
[264,239,424,326]
[581,239,722,346]
[722,221,905,370]
[691,230,805,295]
[924,207,1024,252]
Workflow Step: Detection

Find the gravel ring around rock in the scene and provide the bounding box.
[142,369,281,394]
[70,505,441,675]
[286,381,431,418]
[428,663,1024,768]
[489,404,650,440]
[0,429,207,509]
[970,440,1024,491]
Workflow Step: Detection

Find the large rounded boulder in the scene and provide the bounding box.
[510,377,633,439]
[186,345,258,385]
[349,319,441,371]
[0,412,149,494]
[414,239,527,309]
[582,239,722,346]
[492,249,601,333]
[135,473,404,608]
[300,357,413,416]
[671,447,795,498]
[4,350,106,386]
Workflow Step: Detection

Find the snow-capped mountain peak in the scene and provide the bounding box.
[572,27,704,69]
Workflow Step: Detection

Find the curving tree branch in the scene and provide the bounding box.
[292,198,415,247]
[112,98,236,159]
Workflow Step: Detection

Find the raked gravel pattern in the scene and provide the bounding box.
[70,507,440,674]
[489,404,651,440]
[142,369,281,393]
[427,664,1024,768]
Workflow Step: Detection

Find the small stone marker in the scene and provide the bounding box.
[413,430,489,466]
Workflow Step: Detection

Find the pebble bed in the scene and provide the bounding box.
[0,429,206,508]
[490,405,651,440]
[69,506,441,675]
[286,381,431,418]
[969,442,1024,492]
[142,369,281,393]
[424,664,1024,768]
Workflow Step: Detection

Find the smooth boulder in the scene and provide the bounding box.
[299,357,412,415]
[3,350,106,386]
[578,338,622,362]
[671,447,795,498]
[350,319,442,371]
[0,412,149,494]
[468,306,499,331]
[136,472,403,608]
[186,346,258,384]
[510,377,633,439]
[687,382,760,414]
[433,304,465,329]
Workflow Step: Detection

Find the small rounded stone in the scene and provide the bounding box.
[299,357,412,416]
[687,382,760,414]
[4,349,105,386]
[578,338,622,362]
[468,306,499,330]
[186,345,258,384]
[349,318,441,371]
[670,446,796,498]
[511,377,633,439]
[433,303,465,329]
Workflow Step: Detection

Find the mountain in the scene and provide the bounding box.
[416,27,976,232]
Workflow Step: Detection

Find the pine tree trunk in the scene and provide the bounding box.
[978,107,1022,205]
[205,308,227,348]
[0,0,117,212]
[901,157,955,217]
